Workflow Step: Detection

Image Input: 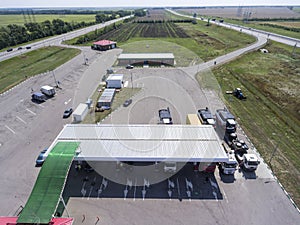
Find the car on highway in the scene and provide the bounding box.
[26,46,31,49]
[63,108,73,118]
[35,148,48,166]
[6,48,13,52]
[126,64,134,69]
[123,99,132,107]
[17,47,23,50]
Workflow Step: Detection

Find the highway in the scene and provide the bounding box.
[0,15,132,62]
[166,9,300,47]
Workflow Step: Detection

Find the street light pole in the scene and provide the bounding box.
[52,71,58,87]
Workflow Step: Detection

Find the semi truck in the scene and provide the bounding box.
[236,153,260,171]
[197,107,216,126]
[40,85,55,97]
[218,143,238,175]
[215,108,237,134]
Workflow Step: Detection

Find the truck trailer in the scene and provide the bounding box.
[215,108,237,134]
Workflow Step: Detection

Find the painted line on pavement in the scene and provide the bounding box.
[16,116,27,124]
[64,98,72,105]
[5,125,16,134]
[26,108,36,115]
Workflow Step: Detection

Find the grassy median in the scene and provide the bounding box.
[0,46,80,93]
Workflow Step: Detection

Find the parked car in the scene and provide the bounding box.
[63,108,73,118]
[6,48,13,52]
[126,64,134,69]
[123,99,132,107]
[101,106,111,110]
[35,148,48,166]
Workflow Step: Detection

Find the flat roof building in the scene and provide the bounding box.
[92,40,117,51]
[97,88,116,108]
[118,53,175,66]
[106,74,123,89]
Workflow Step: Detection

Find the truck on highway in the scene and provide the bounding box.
[40,85,55,97]
[31,92,46,102]
[158,107,173,124]
[197,107,216,126]
[215,108,237,134]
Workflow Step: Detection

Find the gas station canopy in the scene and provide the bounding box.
[54,124,228,162]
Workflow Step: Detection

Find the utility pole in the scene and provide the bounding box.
[269,143,279,165]
[52,71,58,87]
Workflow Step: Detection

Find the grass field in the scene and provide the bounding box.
[0,46,80,93]
[221,18,300,39]
[0,14,96,27]
[198,41,300,206]
[177,7,300,19]
[261,21,300,28]
[68,18,255,64]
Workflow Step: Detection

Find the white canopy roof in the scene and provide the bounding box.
[55,124,228,162]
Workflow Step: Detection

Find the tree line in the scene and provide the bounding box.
[0,11,132,50]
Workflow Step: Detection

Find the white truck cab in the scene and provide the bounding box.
[220,152,238,175]
[164,162,177,173]
[236,153,260,171]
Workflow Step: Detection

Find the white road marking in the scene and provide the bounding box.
[19,99,24,102]
[64,98,72,105]
[220,187,229,203]
[16,116,27,124]
[38,104,45,108]
[5,125,16,134]
[26,108,36,115]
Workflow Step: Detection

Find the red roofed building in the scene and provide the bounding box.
[91,40,117,51]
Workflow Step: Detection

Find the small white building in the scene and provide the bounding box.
[73,103,88,122]
[106,74,123,89]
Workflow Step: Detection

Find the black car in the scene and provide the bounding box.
[63,108,73,118]
[6,48,13,52]
[26,46,31,49]
[17,47,23,50]
[126,64,134,69]
[158,107,173,124]
[123,99,132,107]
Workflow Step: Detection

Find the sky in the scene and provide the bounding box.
[0,0,299,8]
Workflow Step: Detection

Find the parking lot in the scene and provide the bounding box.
[62,66,299,224]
